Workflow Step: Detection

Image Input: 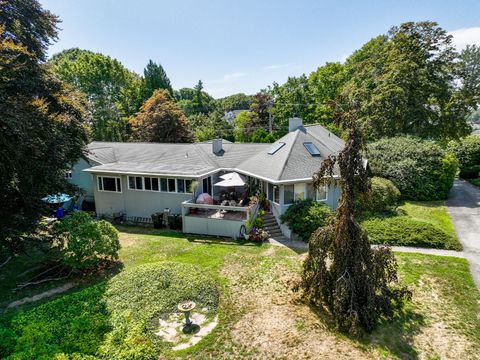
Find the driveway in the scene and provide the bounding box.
[446,179,480,289]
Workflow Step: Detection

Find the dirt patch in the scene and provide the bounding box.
[7,282,76,309]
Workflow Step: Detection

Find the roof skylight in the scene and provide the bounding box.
[304,142,321,156]
[268,142,286,155]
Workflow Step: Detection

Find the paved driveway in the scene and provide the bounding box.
[446,180,480,289]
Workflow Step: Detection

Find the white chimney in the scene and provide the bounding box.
[212,138,223,154]
[288,117,303,132]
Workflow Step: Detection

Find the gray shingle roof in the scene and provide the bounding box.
[84,124,344,183]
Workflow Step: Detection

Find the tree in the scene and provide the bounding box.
[343,22,471,141]
[301,104,411,333]
[187,110,234,142]
[459,45,480,109]
[175,84,216,116]
[0,0,58,61]
[217,93,252,111]
[49,48,141,141]
[141,59,173,101]
[271,75,312,129]
[0,1,89,256]
[129,89,194,143]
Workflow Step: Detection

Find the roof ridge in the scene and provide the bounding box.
[193,143,220,169]
[278,130,300,181]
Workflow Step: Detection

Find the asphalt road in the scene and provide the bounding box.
[446,180,480,289]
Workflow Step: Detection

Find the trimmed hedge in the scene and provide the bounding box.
[0,262,219,359]
[449,135,480,178]
[368,136,458,201]
[280,199,332,241]
[357,177,401,214]
[361,216,461,250]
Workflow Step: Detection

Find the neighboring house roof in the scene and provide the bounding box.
[84,124,344,184]
[224,109,248,124]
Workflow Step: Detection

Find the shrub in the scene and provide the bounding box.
[1,262,219,359]
[368,136,458,200]
[449,135,480,178]
[54,211,120,269]
[357,177,401,213]
[361,216,460,250]
[280,199,332,241]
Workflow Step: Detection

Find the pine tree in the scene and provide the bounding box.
[141,60,173,101]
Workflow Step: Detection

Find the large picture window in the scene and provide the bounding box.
[98,176,121,193]
[284,184,294,204]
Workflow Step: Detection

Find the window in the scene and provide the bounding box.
[294,183,305,201]
[168,178,176,192]
[317,185,327,201]
[306,183,316,200]
[177,179,185,193]
[267,183,273,201]
[144,177,151,191]
[268,142,286,155]
[304,142,321,156]
[273,186,280,203]
[64,170,72,179]
[151,178,159,191]
[98,176,121,193]
[284,185,294,204]
[185,179,192,194]
[128,176,144,190]
[160,178,168,192]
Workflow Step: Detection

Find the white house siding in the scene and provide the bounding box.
[69,158,94,201]
[93,174,192,218]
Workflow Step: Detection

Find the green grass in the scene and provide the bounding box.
[468,178,480,187]
[398,201,457,240]
[361,201,462,251]
[1,227,479,359]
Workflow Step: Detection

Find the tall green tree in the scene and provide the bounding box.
[129,89,194,143]
[459,45,480,110]
[0,1,89,255]
[188,110,234,141]
[175,82,216,116]
[343,22,471,141]
[141,59,172,101]
[49,48,141,141]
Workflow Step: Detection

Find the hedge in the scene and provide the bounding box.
[368,136,458,201]
[280,199,332,241]
[361,216,461,250]
[357,177,401,214]
[449,135,480,178]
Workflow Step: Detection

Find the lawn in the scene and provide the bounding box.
[1,227,479,359]
[361,201,462,250]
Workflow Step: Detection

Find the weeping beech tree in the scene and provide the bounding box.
[301,104,411,334]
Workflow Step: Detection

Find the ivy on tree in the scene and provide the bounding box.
[301,103,411,333]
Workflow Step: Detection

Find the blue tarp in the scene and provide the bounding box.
[41,193,72,204]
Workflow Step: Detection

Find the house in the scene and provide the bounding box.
[69,118,344,239]
[224,109,249,125]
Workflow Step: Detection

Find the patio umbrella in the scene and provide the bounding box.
[214,172,246,187]
[196,193,214,205]
[41,193,72,204]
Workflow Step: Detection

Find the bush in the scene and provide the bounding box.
[357,177,400,213]
[1,262,219,359]
[54,211,120,269]
[361,216,460,250]
[368,136,458,200]
[449,135,480,178]
[280,199,332,241]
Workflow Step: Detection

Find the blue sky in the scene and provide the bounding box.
[41,0,480,98]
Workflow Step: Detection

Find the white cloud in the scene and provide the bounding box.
[263,63,290,70]
[449,27,480,50]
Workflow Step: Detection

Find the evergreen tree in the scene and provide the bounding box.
[141,59,173,100]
